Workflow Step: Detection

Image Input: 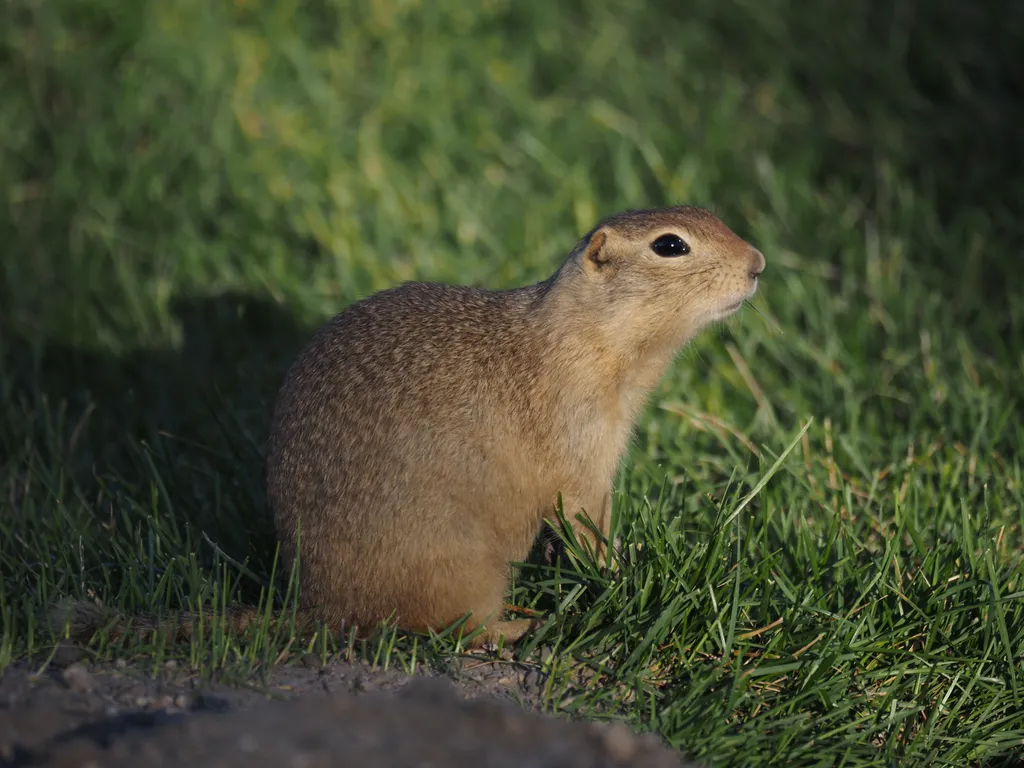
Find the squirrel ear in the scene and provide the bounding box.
[582,230,610,268]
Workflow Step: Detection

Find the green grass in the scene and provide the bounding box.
[2,0,1023,764]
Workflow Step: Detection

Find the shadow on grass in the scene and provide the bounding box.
[1,291,317,599]
[669,0,1024,354]
[982,757,1024,768]
[684,1,1024,222]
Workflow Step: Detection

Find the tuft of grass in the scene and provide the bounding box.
[1,0,1022,765]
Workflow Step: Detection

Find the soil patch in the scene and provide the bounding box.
[0,650,698,767]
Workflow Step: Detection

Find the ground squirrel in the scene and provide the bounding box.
[266,204,764,648]
[52,205,764,650]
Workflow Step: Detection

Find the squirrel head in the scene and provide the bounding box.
[564,205,765,344]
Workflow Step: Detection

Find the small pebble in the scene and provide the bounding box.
[300,652,321,669]
[60,663,93,692]
[521,668,545,696]
[174,694,189,709]
[115,658,128,669]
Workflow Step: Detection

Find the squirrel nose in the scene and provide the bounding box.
[748,249,766,279]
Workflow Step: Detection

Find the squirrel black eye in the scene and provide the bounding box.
[650,233,690,257]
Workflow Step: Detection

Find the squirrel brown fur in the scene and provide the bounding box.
[52,205,765,650]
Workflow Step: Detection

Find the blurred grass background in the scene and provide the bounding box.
[1,0,1023,765]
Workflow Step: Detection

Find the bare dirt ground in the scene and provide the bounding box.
[0,644,698,767]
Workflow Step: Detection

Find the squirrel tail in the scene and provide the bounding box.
[48,598,325,646]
